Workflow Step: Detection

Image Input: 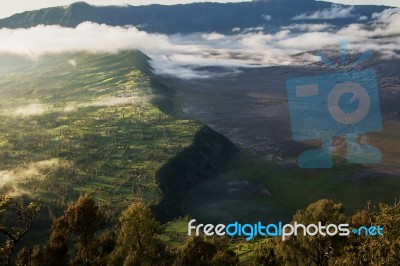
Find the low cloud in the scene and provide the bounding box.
[293,5,355,20]
[68,59,77,67]
[201,32,225,41]
[64,105,77,112]
[61,96,146,113]
[14,103,46,116]
[5,95,145,117]
[262,14,272,21]
[83,96,145,108]
[241,26,265,33]
[281,23,334,32]
[0,158,72,188]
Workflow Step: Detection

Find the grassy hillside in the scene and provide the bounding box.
[0,51,236,226]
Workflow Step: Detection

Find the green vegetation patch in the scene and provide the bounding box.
[0,51,201,217]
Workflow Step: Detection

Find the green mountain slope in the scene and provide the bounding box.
[0,51,237,225]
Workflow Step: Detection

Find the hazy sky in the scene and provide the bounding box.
[0,0,398,19]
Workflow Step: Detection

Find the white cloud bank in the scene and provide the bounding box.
[0,8,398,79]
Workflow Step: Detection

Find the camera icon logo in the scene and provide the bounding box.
[286,47,382,168]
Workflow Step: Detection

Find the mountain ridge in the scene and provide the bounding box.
[0,0,390,34]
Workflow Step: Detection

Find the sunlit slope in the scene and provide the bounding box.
[0,51,204,213]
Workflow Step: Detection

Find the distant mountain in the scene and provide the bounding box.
[0,0,390,34]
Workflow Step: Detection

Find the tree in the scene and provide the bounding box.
[176,236,216,266]
[15,245,44,266]
[15,246,45,266]
[30,246,44,266]
[275,199,348,266]
[64,194,104,265]
[334,201,400,265]
[108,201,167,266]
[15,246,29,266]
[43,219,69,266]
[44,194,104,266]
[0,195,40,266]
[253,239,280,266]
[89,231,116,266]
[175,236,238,266]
